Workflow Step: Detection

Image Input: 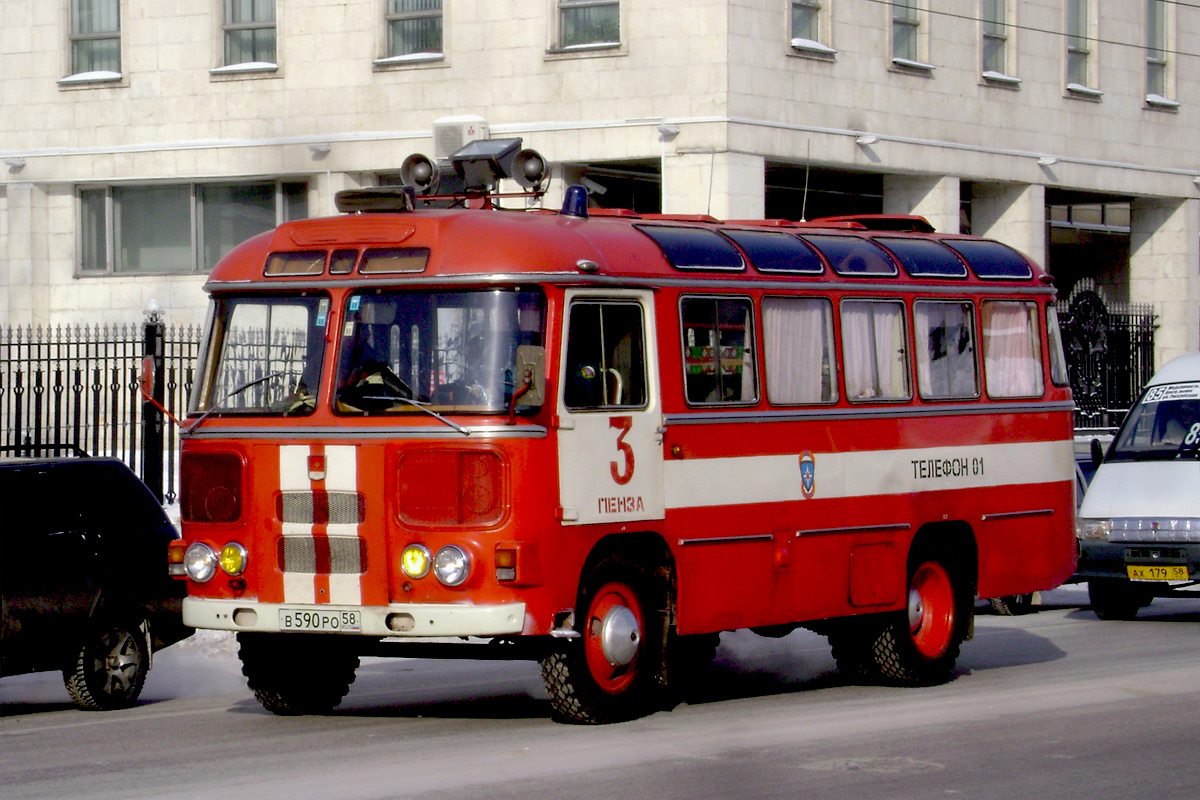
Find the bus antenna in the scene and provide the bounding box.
[800,140,811,223]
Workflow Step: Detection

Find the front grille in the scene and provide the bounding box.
[277,536,367,574]
[277,491,365,525]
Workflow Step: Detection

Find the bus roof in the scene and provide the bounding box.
[204,200,1050,292]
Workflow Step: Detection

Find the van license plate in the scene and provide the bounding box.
[278,609,361,632]
[1126,565,1189,581]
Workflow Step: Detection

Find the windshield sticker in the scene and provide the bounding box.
[349,295,361,312]
[343,321,355,337]
[316,298,329,327]
[1143,382,1200,403]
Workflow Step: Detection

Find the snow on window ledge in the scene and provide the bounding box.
[1146,93,1180,110]
[790,38,836,56]
[1066,82,1103,99]
[891,57,935,72]
[374,53,444,67]
[982,70,1021,86]
[58,71,122,86]
[210,62,278,76]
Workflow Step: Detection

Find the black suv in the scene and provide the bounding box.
[0,454,190,709]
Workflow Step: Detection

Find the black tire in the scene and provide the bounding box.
[989,593,1035,616]
[868,556,964,687]
[238,633,360,715]
[541,554,667,724]
[827,621,882,683]
[63,618,151,711]
[1088,579,1151,621]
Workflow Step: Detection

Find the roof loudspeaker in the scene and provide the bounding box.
[511,149,548,190]
[400,153,440,195]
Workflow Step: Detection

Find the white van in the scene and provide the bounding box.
[1076,352,1200,619]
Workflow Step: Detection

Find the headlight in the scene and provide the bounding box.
[1077,518,1111,542]
[219,542,248,576]
[433,545,470,586]
[401,544,432,579]
[184,542,218,582]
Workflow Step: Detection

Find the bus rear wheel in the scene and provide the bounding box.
[870,557,962,686]
[238,633,360,715]
[541,556,664,724]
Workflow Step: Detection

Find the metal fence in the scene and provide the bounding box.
[0,322,201,502]
[1055,279,1157,433]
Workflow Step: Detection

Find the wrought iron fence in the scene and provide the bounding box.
[0,322,201,502]
[1055,279,1157,432]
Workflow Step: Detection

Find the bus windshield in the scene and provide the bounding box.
[191,294,330,416]
[1109,382,1200,461]
[334,289,545,415]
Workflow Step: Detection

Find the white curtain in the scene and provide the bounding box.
[843,300,907,399]
[982,301,1043,398]
[763,297,832,403]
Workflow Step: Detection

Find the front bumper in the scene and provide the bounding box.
[1075,540,1200,587]
[183,597,527,637]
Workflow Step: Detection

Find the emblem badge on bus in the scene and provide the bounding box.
[799,451,815,499]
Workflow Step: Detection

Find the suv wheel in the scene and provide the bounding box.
[63,618,151,710]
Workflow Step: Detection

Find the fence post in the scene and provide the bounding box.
[142,304,166,503]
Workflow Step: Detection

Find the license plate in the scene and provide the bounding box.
[278,608,361,632]
[1126,564,1190,581]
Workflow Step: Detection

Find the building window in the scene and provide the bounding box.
[224,0,276,66]
[558,0,620,50]
[1145,0,1173,104]
[981,0,1010,77]
[386,0,443,59]
[1066,0,1096,92]
[79,181,307,274]
[890,0,927,68]
[790,0,834,56]
[70,0,121,75]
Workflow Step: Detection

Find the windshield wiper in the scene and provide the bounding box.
[352,394,472,436]
[185,370,299,433]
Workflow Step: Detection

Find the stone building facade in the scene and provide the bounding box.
[1,1,1197,366]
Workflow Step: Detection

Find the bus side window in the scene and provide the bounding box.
[681,296,758,405]
[762,296,837,404]
[914,300,978,400]
[841,299,910,401]
[564,300,647,410]
[981,301,1044,398]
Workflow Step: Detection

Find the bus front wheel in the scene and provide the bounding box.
[238,633,360,715]
[541,555,665,724]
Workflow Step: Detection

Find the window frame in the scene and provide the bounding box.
[379,0,445,66]
[562,298,649,411]
[65,0,122,82]
[76,180,308,276]
[980,0,1020,85]
[1145,0,1177,108]
[839,297,912,403]
[980,300,1045,400]
[762,295,838,406]
[913,299,981,401]
[1065,0,1101,97]
[790,0,835,58]
[551,0,622,56]
[889,0,931,71]
[218,0,278,74]
[678,294,760,408]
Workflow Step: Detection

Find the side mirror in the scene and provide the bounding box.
[513,345,545,408]
[1090,437,1105,469]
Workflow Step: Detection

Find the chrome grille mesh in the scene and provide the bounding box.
[278,491,365,525]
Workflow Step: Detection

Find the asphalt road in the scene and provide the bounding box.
[2,585,1198,800]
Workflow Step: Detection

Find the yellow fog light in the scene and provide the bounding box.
[401,544,432,579]
[219,542,248,576]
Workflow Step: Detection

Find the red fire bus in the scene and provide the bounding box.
[173,140,1076,723]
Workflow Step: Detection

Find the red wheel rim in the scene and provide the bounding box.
[909,561,955,658]
[583,582,644,695]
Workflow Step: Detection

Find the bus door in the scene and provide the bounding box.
[556,290,665,526]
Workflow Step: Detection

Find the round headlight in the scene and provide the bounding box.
[401,544,432,579]
[184,542,218,583]
[433,545,471,587]
[219,542,248,576]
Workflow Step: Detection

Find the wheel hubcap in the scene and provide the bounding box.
[600,605,641,667]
